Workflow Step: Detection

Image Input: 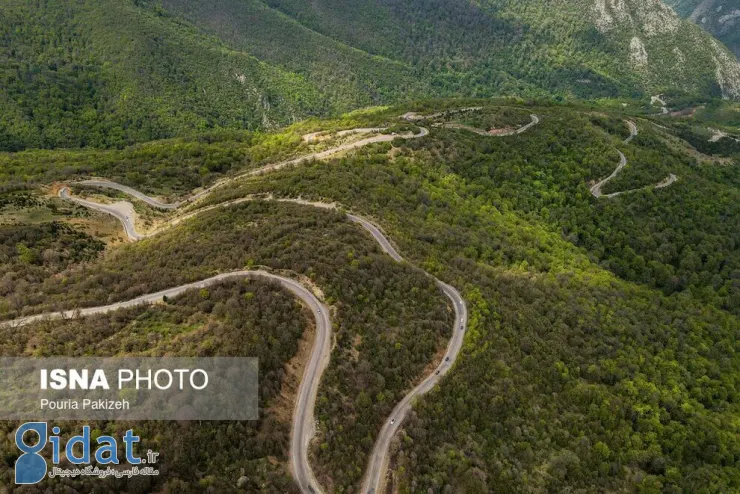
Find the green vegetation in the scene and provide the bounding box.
[451,107,533,130]
[0,106,405,195]
[207,104,739,316]
[1,100,738,491]
[3,0,739,151]
[665,0,740,57]
[0,279,305,491]
[199,102,738,491]
[394,266,738,492]
[0,222,105,317]
[2,200,451,491]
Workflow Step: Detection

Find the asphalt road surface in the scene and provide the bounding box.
[49,121,468,494]
[361,278,467,494]
[590,121,638,198]
[68,126,428,215]
[590,121,677,199]
[77,180,183,209]
[589,150,628,198]
[437,114,540,136]
[59,186,143,240]
[61,126,429,241]
[0,270,330,493]
[624,120,638,143]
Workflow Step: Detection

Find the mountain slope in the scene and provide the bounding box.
[251,0,740,98]
[664,0,740,57]
[0,0,339,150]
[2,0,740,152]
[1,99,738,492]
[586,0,740,98]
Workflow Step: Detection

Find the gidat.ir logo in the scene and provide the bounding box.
[14,421,147,484]
[15,422,48,484]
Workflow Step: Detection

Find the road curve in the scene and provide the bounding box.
[624,120,638,144]
[55,118,454,493]
[516,114,541,134]
[303,128,385,143]
[293,205,468,494]
[401,107,483,121]
[589,151,627,198]
[436,114,540,137]
[590,120,637,198]
[361,278,466,494]
[59,187,142,241]
[0,269,330,493]
[67,126,428,214]
[242,127,428,179]
[590,121,678,199]
[53,182,468,493]
[60,124,429,241]
[76,180,183,210]
[656,173,679,189]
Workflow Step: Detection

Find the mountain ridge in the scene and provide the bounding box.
[1,0,739,152]
[664,0,740,57]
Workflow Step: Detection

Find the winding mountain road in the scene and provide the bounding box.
[69,126,428,217]
[303,128,386,143]
[59,125,429,242]
[589,120,636,198]
[590,121,679,199]
[401,107,483,121]
[624,120,638,144]
[656,173,679,189]
[0,270,330,493]
[61,125,430,242]
[50,190,469,494]
[436,114,540,137]
[589,151,628,198]
[48,119,475,494]
[345,215,468,494]
[59,187,143,241]
[77,180,183,210]
[362,277,466,494]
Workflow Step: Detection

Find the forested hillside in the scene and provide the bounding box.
[2,0,740,152]
[0,279,307,491]
[0,0,331,151]
[206,110,738,490]
[0,96,738,491]
[665,0,740,57]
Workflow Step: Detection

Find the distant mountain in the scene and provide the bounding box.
[2,0,739,151]
[664,0,740,57]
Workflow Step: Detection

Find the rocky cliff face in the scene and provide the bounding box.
[664,0,740,57]
[589,0,740,98]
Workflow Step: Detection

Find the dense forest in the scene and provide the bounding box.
[2,0,739,151]
[0,106,404,195]
[198,102,738,491]
[0,200,451,491]
[664,0,740,57]
[0,100,737,491]
[256,120,736,492]
[0,279,306,491]
[204,103,740,317]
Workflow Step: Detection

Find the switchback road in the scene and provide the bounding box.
[59,186,142,241]
[589,151,627,198]
[73,126,428,212]
[50,120,472,494]
[590,121,678,199]
[436,114,540,136]
[0,270,329,493]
